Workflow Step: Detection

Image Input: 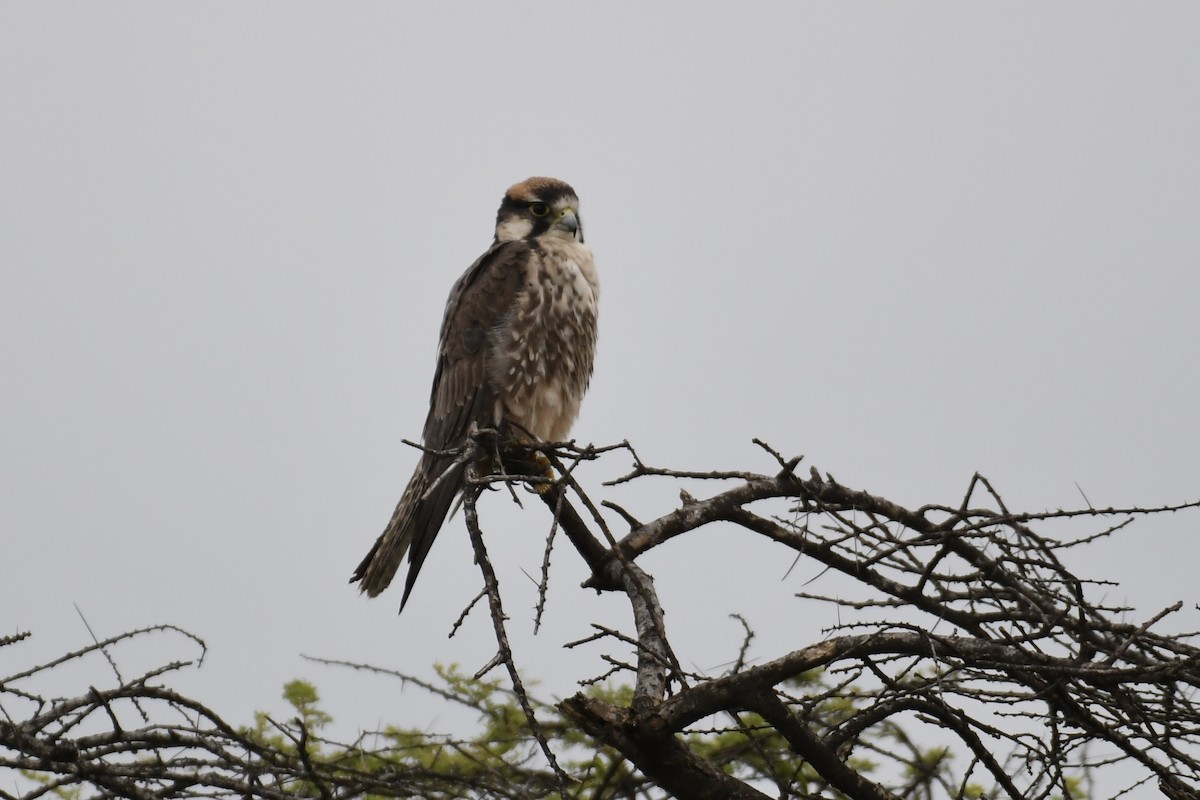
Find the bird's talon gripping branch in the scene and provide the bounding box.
[530,450,555,494]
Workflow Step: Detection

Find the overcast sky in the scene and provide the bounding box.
[3,2,1198,782]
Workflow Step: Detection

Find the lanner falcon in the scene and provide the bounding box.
[352,177,600,610]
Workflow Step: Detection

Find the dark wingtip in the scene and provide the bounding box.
[398,576,416,614]
[349,544,376,588]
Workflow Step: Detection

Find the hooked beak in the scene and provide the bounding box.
[552,209,579,236]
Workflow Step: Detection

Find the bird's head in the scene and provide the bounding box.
[494,177,583,245]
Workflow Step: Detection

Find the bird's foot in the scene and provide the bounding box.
[500,445,556,494]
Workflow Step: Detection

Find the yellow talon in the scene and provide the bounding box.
[530,450,555,494]
[500,445,555,494]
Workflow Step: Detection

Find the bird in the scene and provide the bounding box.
[351,177,600,610]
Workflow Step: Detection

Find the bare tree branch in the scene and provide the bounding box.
[5,438,1200,799]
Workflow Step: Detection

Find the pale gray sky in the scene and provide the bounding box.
[3,2,1198,781]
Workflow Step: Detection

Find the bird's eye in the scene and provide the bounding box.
[529,202,549,217]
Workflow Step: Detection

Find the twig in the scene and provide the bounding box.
[461,468,573,796]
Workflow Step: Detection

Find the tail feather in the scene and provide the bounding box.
[351,453,465,609]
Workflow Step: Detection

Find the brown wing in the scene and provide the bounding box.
[390,241,529,604]
[351,240,530,608]
[423,239,530,448]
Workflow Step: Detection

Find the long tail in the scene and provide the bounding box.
[351,452,465,609]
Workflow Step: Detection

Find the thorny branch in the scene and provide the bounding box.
[0,628,571,800]
[459,440,572,794]
[5,438,1200,800]
[533,439,1200,799]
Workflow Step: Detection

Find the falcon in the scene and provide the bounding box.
[352,177,600,609]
